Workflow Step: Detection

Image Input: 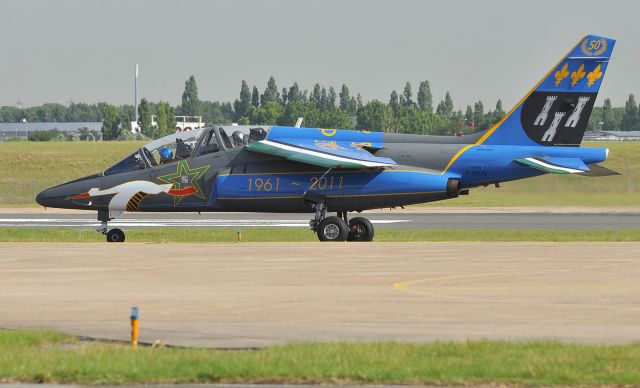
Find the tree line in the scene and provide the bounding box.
[1,75,638,141]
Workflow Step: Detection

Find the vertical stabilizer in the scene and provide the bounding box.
[477,35,615,146]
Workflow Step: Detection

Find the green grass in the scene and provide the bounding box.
[1,227,639,242]
[1,140,639,207]
[0,141,144,206]
[1,329,640,386]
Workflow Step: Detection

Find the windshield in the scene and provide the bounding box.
[143,129,203,166]
[103,129,204,175]
[103,151,145,176]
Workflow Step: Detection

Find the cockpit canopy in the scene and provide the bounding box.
[103,126,260,176]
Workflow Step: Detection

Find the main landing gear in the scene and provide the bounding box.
[97,210,125,243]
[309,203,374,242]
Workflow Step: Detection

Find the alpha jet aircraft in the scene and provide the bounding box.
[36,35,619,242]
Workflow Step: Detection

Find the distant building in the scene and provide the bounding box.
[0,122,102,141]
[583,131,640,141]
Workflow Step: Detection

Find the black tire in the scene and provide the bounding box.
[317,216,349,242]
[106,228,125,243]
[347,217,374,242]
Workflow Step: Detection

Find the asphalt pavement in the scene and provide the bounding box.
[1,211,639,229]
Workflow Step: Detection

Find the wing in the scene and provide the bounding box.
[246,138,396,169]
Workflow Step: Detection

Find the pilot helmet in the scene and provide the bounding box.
[232,130,245,146]
[159,146,173,161]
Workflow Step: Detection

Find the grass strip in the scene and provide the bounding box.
[1,329,639,386]
[0,227,639,242]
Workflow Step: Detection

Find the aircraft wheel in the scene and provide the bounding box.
[347,217,374,242]
[106,228,125,243]
[317,216,349,242]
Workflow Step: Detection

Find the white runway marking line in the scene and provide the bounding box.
[0,218,411,228]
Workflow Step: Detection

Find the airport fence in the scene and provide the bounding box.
[0,177,67,206]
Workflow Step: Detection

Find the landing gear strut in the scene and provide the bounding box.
[308,202,374,242]
[97,210,125,243]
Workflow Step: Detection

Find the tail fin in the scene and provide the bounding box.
[477,35,615,146]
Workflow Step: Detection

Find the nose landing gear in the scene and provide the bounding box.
[97,210,126,243]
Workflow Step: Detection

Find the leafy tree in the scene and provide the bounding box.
[121,110,132,134]
[101,105,121,140]
[319,108,354,129]
[436,100,446,116]
[328,87,337,109]
[260,76,280,106]
[444,92,454,118]
[495,99,505,119]
[282,87,288,105]
[279,101,319,127]
[233,80,251,120]
[28,129,64,141]
[465,105,473,126]
[310,84,322,107]
[248,101,284,125]
[601,98,615,131]
[357,100,396,132]
[339,84,351,111]
[288,82,303,104]
[251,86,260,107]
[356,94,363,110]
[473,101,484,130]
[181,75,201,116]
[156,101,176,137]
[202,101,230,126]
[402,82,414,107]
[137,98,153,138]
[320,87,328,110]
[621,94,638,131]
[390,90,399,112]
[220,102,234,121]
[349,97,357,115]
[417,80,433,113]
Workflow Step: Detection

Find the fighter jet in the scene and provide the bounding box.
[36,35,619,242]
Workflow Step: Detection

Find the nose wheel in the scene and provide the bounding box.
[106,228,125,243]
[97,210,125,243]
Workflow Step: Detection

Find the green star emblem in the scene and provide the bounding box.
[158,160,210,206]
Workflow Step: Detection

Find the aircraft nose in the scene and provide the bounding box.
[35,187,60,208]
[35,184,80,208]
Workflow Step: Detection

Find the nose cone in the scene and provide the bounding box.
[34,189,48,207]
[36,180,93,209]
[35,185,71,208]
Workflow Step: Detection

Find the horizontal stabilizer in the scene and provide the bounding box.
[246,139,396,169]
[577,163,621,177]
[515,157,590,174]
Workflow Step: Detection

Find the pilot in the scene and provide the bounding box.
[159,146,174,164]
[232,130,245,146]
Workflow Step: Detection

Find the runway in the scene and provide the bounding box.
[1,210,640,229]
[1,242,638,348]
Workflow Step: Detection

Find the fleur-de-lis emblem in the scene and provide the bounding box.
[570,64,585,87]
[554,63,569,86]
[587,64,603,87]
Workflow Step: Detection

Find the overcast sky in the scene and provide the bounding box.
[2,0,638,110]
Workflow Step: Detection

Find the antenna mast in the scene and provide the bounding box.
[134,64,139,124]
